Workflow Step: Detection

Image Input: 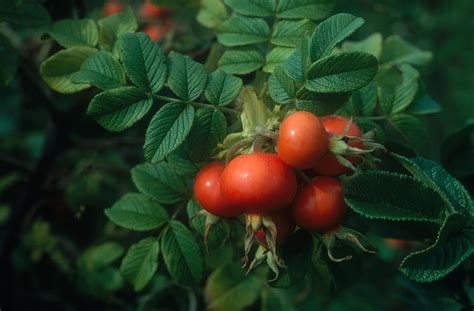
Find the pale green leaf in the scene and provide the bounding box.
[217,16,270,47]
[277,0,334,21]
[342,32,383,60]
[391,64,419,114]
[197,0,228,29]
[219,47,265,74]
[264,47,295,73]
[49,19,98,48]
[224,0,276,17]
[271,19,315,48]
[381,35,433,66]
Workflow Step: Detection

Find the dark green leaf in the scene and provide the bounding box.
[40,46,97,94]
[305,52,378,93]
[344,171,446,223]
[277,0,334,21]
[217,16,270,47]
[0,35,18,86]
[167,52,207,101]
[296,89,350,115]
[407,95,441,115]
[49,19,98,48]
[131,162,188,204]
[347,81,377,116]
[388,114,428,152]
[98,6,137,51]
[144,102,195,163]
[391,65,419,114]
[310,13,365,61]
[205,69,243,106]
[268,66,296,104]
[186,108,227,161]
[120,237,160,291]
[264,47,295,73]
[105,193,168,231]
[219,47,265,74]
[0,0,50,27]
[72,51,126,90]
[271,19,315,48]
[161,221,204,286]
[87,86,152,131]
[224,0,276,17]
[381,35,433,66]
[441,119,474,179]
[205,263,262,310]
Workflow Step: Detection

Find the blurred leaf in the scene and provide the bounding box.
[261,287,297,311]
[87,86,152,131]
[72,51,126,90]
[118,32,167,94]
[186,108,227,161]
[98,6,137,52]
[310,13,365,61]
[271,19,315,48]
[161,221,204,286]
[167,52,207,101]
[40,46,97,94]
[401,214,474,282]
[268,66,296,104]
[342,33,383,60]
[205,263,262,311]
[78,242,124,272]
[305,52,378,93]
[144,102,195,163]
[49,19,98,48]
[441,119,474,179]
[407,95,441,115]
[0,204,10,225]
[344,171,446,223]
[205,69,243,106]
[105,193,169,231]
[277,0,334,21]
[0,0,50,27]
[0,35,18,86]
[388,114,428,152]
[219,47,265,75]
[224,0,276,17]
[197,0,228,29]
[381,35,433,66]
[217,16,270,47]
[264,47,295,73]
[131,162,188,204]
[120,237,160,291]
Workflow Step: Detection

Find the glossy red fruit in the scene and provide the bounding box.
[291,177,346,232]
[193,162,242,218]
[140,0,171,20]
[313,115,363,176]
[220,153,297,215]
[277,111,329,169]
[102,1,124,16]
[256,209,296,244]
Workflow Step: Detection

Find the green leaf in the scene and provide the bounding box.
[277,0,334,21]
[400,214,474,282]
[205,263,262,311]
[296,89,350,115]
[161,221,204,286]
[78,242,124,271]
[268,66,296,104]
[261,287,297,311]
[271,19,315,48]
[118,32,167,94]
[270,230,314,288]
[87,86,152,132]
[284,38,311,82]
[186,108,227,161]
[381,35,433,66]
[144,102,195,163]
[342,33,383,60]
[407,95,441,115]
[344,171,446,223]
[347,81,377,116]
[224,0,276,17]
[187,199,230,251]
[390,65,419,114]
[98,6,137,52]
[72,51,126,90]
[120,237,160,291]
[40,46,97,94]
[219,47,265,74]
[49,19,98,48]
[197,0,228,29]
[205,69,243,106]
[0,35,18,87]
[167,52,207,101]
[388,114,428,152]
[167,147,200,177]
[393,154,473,217]
[441,119,474,179]
[0,0,50,27]
[310,13,365,61]
[305,52,378,93]
[131,162,188,204]
[105,193,168,231]
[217,16,270,47]
[263,47,295,73]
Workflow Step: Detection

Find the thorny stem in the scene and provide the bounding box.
[153,95,240,115]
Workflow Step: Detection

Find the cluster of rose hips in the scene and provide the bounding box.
[102,0,174,42]
[194,112,381,270]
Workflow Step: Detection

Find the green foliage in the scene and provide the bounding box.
[97,6,137,52]
[167,52,208,101]
[205,69,243,106]
[0,0,51,27]
[268,66,296,104]
[197,0,228,29]
[218,16,270,47]
[49,19,98,48]
[0,35,18,86]
[219,47,265,74]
